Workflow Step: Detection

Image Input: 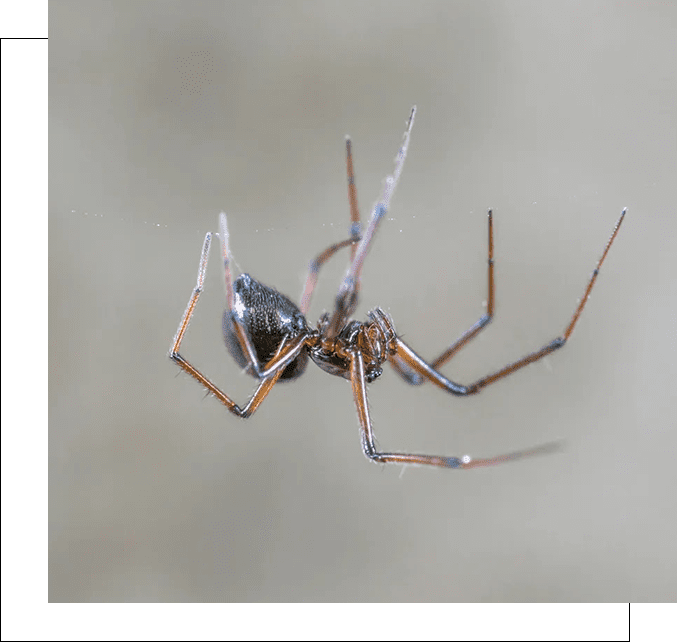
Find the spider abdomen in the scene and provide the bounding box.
[222,273,309,380]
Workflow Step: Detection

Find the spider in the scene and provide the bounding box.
[170,107,626,470]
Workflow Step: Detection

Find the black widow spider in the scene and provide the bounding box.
[170,107,626,470]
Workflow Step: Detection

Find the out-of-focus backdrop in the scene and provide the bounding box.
[50,1,676,602]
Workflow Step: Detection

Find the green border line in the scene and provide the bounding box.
[0,0,656,640]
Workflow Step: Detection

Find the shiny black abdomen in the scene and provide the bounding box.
[222,273,309,380]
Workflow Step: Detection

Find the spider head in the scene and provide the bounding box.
[363,308,397,356]
[352,308,397,381]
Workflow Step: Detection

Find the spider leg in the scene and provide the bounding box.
[169,229,309,416]
[391,209,495,384]
[299,137,364,314]
[299,237,359,315]
[299,134,365,314]
[391,209,627,395]
[350,350,560,469]
[219,212,278,378]
[326,107,416,339]
[172,334,308,417]
[346,136,361,264]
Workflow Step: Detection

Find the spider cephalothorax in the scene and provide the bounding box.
[170,107,626,469]
[307,307,397,383]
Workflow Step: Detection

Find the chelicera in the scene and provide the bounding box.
[170,107,626,469]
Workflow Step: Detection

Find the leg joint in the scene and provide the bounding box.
[549,337,566,350]
[362,439,383,462]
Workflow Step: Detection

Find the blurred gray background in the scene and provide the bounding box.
[50,1,676,602]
